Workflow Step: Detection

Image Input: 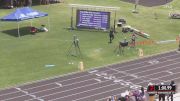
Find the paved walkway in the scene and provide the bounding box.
[121,0,173,7]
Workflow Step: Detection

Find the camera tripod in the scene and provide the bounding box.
[67,35,82,58]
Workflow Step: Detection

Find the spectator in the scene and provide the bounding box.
[168,81,175,101]
[159,82,165,101]
[139,86,146,101]
[118,93,126,101]
[140,86,145,96]
[107,96,111,101]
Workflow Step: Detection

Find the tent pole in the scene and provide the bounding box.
[47,2,50,31]
[17,22,20,37]
[30,19,32,26]
[70,7,74,30]
[113,11,117,33]
[48,16,50,31]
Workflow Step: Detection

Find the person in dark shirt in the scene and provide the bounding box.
[159,93,165,101]
[168,81,175,101]
[159,83,165,101]
[109,28,114,43]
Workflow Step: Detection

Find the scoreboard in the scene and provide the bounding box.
[147,85,176,94]
[76,10,110,30]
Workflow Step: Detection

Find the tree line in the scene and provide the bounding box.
[0,0,57,8]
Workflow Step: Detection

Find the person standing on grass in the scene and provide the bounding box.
[109,27,114,43]
[131,33,136,48]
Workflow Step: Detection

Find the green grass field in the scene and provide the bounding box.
[0,0,180,89]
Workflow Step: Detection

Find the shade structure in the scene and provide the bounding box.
[1,7,48,37]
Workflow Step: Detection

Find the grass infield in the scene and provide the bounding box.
[0,0,180,89]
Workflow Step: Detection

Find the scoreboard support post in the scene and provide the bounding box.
[70,7,74,30]
[113,11,117,33]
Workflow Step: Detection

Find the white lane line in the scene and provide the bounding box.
[0,50,177,96]
[123,56,180,73]
[4,88,44,101]
[55,83,62,87]
[0,52,179,98]
[9,58,180,100]
[35,67,180,99]
[88,70,98,73]
[4,58,180,101]
[95,76,180,101]
[18,52,180,91]
[94,79,102,82]
[44,67,180,101]
[148,59,159,65]
[107,55,180,76]
[167,71,174,74]
[29,78,101,96]
[71,73,180,101]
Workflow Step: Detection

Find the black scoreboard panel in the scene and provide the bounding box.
[147,85,176,94]
[76,10,110,30]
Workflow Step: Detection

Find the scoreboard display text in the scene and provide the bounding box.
[76,10,110,30]
[147,85,176,94]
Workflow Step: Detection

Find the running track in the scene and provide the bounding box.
[0,51,180,101]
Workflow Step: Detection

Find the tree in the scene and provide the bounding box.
[40,0,49,5]
[25,0,32,6]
